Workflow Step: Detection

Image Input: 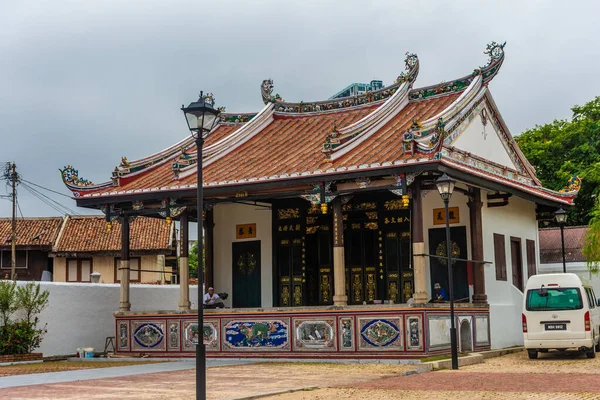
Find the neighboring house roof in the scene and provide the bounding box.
[0,217,63,249]
[539,226,588,263]
[54,215,174,254]
[59,42,580,208]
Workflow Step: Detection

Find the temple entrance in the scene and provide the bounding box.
[232,241,261,308]
[344,224,378,304]
[428,226,469,302]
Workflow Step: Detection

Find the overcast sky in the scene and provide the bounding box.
[1,0,599,218]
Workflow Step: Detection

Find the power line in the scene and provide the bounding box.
[21,182,81,216]
[21,185,66,215]
[21,183,82,216]
[16,199,24,219]
[20,179,73,199]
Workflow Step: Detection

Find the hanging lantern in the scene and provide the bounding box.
[321,202,328,214]
[202,211,206,220]
[166,216,172,226]
[402,195,410,208]
[106,221,112,232]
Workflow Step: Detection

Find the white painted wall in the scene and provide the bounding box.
[452,110,518,170]
[213,202,273,308]
[481,194,538,348]
[14,281,198,357]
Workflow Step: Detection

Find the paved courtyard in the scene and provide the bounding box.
[2,351,600,399]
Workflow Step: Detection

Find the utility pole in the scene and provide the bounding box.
[10,163,17,281]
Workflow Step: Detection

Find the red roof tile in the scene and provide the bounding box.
[539,226,588,263]
[0,217,63,248]
[54,216,173,253]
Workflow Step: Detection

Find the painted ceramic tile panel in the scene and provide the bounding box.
[475,316,490,345]
[131,320,166,351]
[339,317,354,351]
[182,320,219,352]
[293,318,336,351]
[168,320,180,351]
[118,321,129,351]
[222,319,289,351]
[405,315,423,351]
[428,315,451,349]
[358,317,403,350]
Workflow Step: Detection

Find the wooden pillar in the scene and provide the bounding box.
[119,215,131,312]
[179,212,191,310]
[468,187,487,304]
[205,209,214,289]
[332,197,347,306]
[412,180,428,304]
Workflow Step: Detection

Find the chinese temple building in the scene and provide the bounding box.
[61,42,580,358]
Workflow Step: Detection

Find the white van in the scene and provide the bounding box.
[523,273,600,359]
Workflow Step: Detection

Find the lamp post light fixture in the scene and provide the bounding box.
[435,173,459,370]
[181,91,221,400]
[554,207,568,273]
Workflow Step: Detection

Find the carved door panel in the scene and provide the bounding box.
[344,225,378,304]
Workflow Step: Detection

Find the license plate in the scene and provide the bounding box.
[545,323,566,331]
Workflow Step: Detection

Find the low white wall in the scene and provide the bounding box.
[15,282,198,357]
[489,285,524,349]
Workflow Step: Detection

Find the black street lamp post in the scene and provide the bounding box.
[182,91,220,400]
[436,173,459,370]
[554,207,568,273]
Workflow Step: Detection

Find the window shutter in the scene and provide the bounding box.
[494,233,507,281]
[526,239,536,278]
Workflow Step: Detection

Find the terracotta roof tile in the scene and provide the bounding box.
[539,226,588,263]
[54,216,173,253]
[0,217,63,248]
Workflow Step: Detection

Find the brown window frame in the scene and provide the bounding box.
[510,236,524,291]
[493,233,507,281]
[526,239,536,279]
[114,257,141,283]
[66,258,93,282]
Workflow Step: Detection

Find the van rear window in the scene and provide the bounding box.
[526,287,583,311]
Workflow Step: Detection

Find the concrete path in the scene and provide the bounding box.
[0,359,256,389]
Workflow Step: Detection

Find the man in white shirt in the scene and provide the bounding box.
[203,287,224,308]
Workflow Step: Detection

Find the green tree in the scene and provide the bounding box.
[516,96,600,226]
[16,282,49,325]
[584,198,600,274]
[0,280,18,326]
[188,240,205,279]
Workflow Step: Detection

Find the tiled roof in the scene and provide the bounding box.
[0,217,63,248]
[82,94,459,196]
[539,226,588,263]
[54,215,173,253]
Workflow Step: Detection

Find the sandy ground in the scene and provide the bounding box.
[0,360,164,377]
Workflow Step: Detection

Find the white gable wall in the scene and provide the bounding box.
[452,110,519,171]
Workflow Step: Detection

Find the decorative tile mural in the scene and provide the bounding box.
[293,318,336,351]
[358,317,403,350]
[475,315,490,346]
[428,315,451,349]
[222,319,289,351]
[118,321,129,351]
[168,321,180,351]
[131,321,166,351]
[339,317,354,351]
[405,315,423,351]
[182,320,219,352]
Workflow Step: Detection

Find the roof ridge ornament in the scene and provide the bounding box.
[261,79,283,104]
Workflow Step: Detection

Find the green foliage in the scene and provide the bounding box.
[584,198,600,274]
[188,241,205,279]
[0,280,19,327]
[16,282,50,324]
[0,320,46,355]
[516,96,600,226]
[0,281,49,355]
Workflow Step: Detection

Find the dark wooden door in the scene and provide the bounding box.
[232,241,261,308]
[428,226,469,302]
[344,226,378,305]
[511,238,524,291]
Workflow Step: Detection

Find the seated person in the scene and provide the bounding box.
[430,282,448,303]
[203,287,225,309]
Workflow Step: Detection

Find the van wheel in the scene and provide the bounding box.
[586,345,596,359]
[527,350,538,359]
[595,339,600,352]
